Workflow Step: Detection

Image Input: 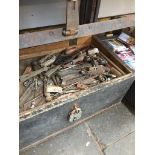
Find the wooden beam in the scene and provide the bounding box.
[19,36,92,60]
[19,14,135,49]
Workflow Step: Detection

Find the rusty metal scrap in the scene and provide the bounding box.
[45,65,60,78]
[23,66,32,75]
[81,77,98,85]
[63,76,86,86]
[19,46,119,112]
[39,54,53,64]
[45,84,63,93]
[20,66,49,82]
[19,82,35,107]
[31,60,41,71]
[97,58,108,66]
[88,48,99,55]
[65,47,77,55]
[87,65,106,76]
[23,78,33,87]
[53,47,82,65]
[72,54,85,64]
[40,55,56,67]
[44,83,53,102]
[76,83,88,90]
[51,75,58,85]
[68,104,82,122]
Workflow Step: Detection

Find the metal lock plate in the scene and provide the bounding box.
[68,104,82,122]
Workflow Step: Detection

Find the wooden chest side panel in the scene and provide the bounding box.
[20,75,134,150]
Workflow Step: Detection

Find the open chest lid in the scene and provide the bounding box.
[19,0,135,50]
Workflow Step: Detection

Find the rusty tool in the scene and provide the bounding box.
[65,46,77,55]
[62,63,77,69]
[62,74,83,84]
[51,75,58,85]
[31,61,41,71]
[34,77,38,90]
[87,65,106,76]
[62,75,85,86]
[88,48,99,55]
[45,84,63,93]
[44,82,53,102]
[90,56,98,66]
[19,82,35,107]
[97,73,116,82]
[23,66,32,75]
[83,55,91,63]
[23,78,33,87]
[55,73,62,86]
[54,48,80,65]
[39,54,52,64]
[59,67,80,77]
[20,66,49,82]
[76,83,88,90]
[104,73,117,78]
[82,77,98,85]
[45,65,60,78]
[97,58,108,66]
[72,54,85,64]
[96,75,106,82]
[68,104,82,122]
[40,55,56,67]
[104,66,111,72]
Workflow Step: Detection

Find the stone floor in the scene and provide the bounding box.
[20,103,135,155]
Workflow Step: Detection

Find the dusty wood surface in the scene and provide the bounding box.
[20,36,92,60]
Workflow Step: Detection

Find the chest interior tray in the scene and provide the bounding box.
[19,35,132,121]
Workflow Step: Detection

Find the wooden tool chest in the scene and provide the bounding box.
[19,0,135,151]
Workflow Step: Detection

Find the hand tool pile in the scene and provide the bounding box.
[19,46,118,112]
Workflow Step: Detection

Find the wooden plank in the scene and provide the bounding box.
[19,14,135,49]
[77,36,92,45]
[20,36,92,60]
[19,41,69,60]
